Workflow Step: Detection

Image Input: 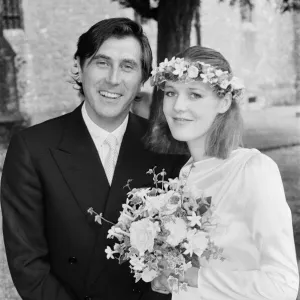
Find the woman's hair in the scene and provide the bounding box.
[145,46,244,159]
[71,18,153,95]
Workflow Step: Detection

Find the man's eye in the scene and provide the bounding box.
[190,93,202,99]
[123,64,134,71]
[165,91,176,97]
[97,61,108,66]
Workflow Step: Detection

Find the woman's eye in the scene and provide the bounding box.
[190,93,202,99]
[165,91,176,97]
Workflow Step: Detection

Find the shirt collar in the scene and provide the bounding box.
[81,102,128,146]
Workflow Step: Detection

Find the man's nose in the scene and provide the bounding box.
[106,67,121,85]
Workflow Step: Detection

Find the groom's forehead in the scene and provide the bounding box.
[86,36,142,66]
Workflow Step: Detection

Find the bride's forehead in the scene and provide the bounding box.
[165,80,210,91]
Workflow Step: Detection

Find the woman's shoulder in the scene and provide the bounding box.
[232,148,280,179]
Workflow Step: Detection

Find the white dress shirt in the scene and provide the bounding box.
[81,102,128,168]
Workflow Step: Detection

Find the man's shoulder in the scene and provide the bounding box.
[130,112,148,128]
[15,110,75,147]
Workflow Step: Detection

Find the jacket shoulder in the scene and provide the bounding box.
[13,112,71,147]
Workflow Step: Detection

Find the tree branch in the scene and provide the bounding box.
[112,0,159,20]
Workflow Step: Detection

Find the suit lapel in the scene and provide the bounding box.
[50,105,110,222]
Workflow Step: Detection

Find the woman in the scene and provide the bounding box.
[147,46,299,299]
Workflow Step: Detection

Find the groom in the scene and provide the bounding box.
[1,18,187,300]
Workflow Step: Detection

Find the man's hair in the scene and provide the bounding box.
[145,46,243,159]
[72,18,153,95]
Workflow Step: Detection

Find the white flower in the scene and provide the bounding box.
[166,57,176,68]
[191,231,209,257]
[187,65,199,78]
[168,177,180,190]
[187,211,202,227]
[200,73,209,83]
[105,246,116,259]
[172,59,186,77]
[215,69,224,77]
[107,227,123,240]
[165,217,187,247]
[230,76,245,90]
[129,219,159,255]
[147,194,165,211]
[113,243,121,251]
[130,256,145,271]
[220,79,230,89]
[183,242,193,257]
[151,68,158,76]
[141,267,159,282]
[118,212,134,226]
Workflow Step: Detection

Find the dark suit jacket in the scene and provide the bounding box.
[1,105,188,300]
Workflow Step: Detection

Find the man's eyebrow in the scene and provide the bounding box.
[122,59,139,67]
[92,54,111,61]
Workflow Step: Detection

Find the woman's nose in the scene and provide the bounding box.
[173,93,187,112]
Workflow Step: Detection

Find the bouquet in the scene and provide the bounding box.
[87,167,224,293]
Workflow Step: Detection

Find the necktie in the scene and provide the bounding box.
[104,134,118,185]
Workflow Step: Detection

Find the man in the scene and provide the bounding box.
[1,18,187,300]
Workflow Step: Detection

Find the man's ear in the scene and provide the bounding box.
[75,57,82,82]
[218,93,232,114]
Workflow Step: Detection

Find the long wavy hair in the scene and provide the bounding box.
[145,46,244,159]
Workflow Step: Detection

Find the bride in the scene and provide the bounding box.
[147,46,299,299]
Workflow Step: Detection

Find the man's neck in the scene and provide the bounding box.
[85,103,129,133]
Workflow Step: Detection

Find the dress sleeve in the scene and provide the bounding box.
[196,152,299,300]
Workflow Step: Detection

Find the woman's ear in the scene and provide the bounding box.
[218,93,232,114]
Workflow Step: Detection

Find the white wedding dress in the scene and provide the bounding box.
[173,148,299,300]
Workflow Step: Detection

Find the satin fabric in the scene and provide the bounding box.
[173,148,299,300]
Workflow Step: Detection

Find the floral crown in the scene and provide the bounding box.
[150,57,245,102]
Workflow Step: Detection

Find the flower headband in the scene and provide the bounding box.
[150,57,245,102]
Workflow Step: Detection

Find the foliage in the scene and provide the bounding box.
[277,0,300,12]
[112,0,255,20]
[111,0,159,20]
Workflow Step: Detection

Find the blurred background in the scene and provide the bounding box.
[0,0,299,298]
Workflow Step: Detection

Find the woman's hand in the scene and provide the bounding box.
[183,266,199,288]
[151,274,171,294]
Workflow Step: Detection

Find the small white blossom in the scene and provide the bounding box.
[105,246,116,259]
[187,211,202,227]
[187,65,199,78]
[141,267,158,282]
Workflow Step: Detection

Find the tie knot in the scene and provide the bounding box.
[104,134,118,149]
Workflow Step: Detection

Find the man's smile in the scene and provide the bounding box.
[99,90,122,99]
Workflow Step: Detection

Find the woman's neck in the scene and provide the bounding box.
[187,137,208,162]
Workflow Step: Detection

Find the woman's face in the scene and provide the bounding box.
[163,80,225,144]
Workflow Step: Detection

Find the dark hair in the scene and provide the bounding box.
[146,46,243,159]
[71,18,153,95]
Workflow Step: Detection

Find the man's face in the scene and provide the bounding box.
[78,36,143,130]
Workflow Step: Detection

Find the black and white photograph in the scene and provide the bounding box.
[0,0,300,299]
